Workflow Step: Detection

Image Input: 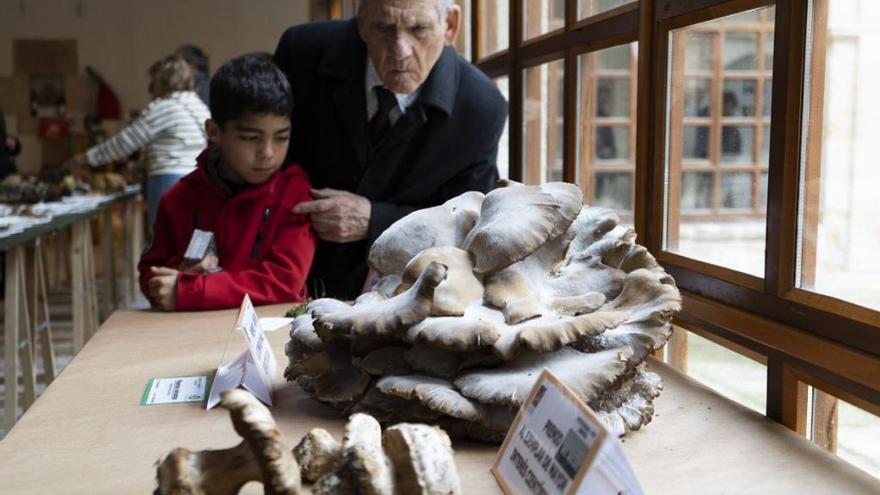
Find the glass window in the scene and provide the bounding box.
[524,0,565,40]
[760,126,770,164]
[523,60,565,184]
[494,76,510,180]
[578,0,635,20]
[594,172,633,211]
[723,79,757,116]
[596,78,630,117]
[597,44,632,70]
[724,32,759,70]
[720,172,753,209]
[797,0,880,311]
[835,399,880,478]
[684,78,711,117]
[576,43,637,218]
[682,331,767,414]
[681,172,713,210]
[479,0,509,56]
[454,0,472,60]
[720,125,756,164]
[665,6,775,277]
[763,78,773,116]
[685,33,714,71]
[595,126,629,161]
[683,126,710,160]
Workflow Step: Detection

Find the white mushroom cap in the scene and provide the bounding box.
[464,183,582,274]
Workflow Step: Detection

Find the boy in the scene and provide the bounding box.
[138,54,316,311]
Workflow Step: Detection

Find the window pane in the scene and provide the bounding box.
[577,43,637,218]
[665,6,775,277]
[724,32,758,70]
[685,33,713,71]
[454,0,472,60]
[523,60,565,184]
[835,399,880,478]
[758,171,768,209]
[683,125,710,160]
[494,76,510,180]
[760,126,770,164]
[684,78,711,117]
[524,0,565,40]
[594,172,633,211]
[479,0,509,56]
[578,0,635,20]
[683,331,767,414]
[797,0,880,311]
[596,78,630,117]
[721,125,755,164]
[763,78,773,116]
[595,126,629,161]
[681,172,713,210]
[720,172,753,209]
[597,44,631,70]
[723,79,757,116]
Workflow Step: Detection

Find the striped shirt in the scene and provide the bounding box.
[86,91,210,176]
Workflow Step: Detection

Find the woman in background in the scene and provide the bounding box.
[66,56,210,225]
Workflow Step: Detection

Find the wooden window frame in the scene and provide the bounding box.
[320,0,880,452]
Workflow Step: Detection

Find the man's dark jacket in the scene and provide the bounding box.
[275,19,507,299]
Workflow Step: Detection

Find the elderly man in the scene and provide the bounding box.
[275,0,507,299]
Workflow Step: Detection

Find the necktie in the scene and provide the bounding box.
[369,86,397,145]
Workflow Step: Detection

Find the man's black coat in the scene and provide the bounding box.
[274,19,508,299]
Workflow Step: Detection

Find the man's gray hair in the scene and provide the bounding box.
[358,0,455,23]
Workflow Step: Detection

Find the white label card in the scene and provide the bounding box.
[206,295,277,409]
[492,369,644,495]
[141,376,209,405]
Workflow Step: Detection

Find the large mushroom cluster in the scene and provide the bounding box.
[285,182,681,442]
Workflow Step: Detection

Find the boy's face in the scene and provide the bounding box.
[206,114,291,184]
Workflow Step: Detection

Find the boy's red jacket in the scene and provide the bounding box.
[138,148,316,310]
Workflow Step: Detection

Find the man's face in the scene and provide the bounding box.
[358,0,460,94]
[207,113,291,185]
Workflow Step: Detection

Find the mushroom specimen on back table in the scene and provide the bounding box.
[286,182,681,441]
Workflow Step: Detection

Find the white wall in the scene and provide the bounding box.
[0,0,311,113]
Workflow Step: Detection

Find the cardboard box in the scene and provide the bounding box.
[3,113,17,135]
[15,134,42,175]
[65,75,97,115]
[0,76,31,118]
[16,116,38,135]
[13,39,78,76]
[40,137,72,169]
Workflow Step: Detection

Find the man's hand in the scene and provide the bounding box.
[293,188,371,243]
[149,266,179,311]
[179,255,219,274]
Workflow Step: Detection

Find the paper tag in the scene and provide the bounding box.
[206,295,276,409]
[141,376,209,405]
[492,369,643,495]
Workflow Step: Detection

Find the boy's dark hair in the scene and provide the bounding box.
[209,54,292,128]
[176,44,209,74]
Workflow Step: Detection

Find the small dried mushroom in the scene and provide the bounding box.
[285,182,680,441]
[155,391,461,495]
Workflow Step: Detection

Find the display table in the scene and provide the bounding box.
[1,187,143,431]
[0,305,876,494]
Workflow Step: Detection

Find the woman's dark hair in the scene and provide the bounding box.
[209,54,292,128]
[176,44,209,74]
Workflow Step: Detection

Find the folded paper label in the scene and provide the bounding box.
[206,295,277,409]
[492,369,643,495]
[141,376,209,405]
